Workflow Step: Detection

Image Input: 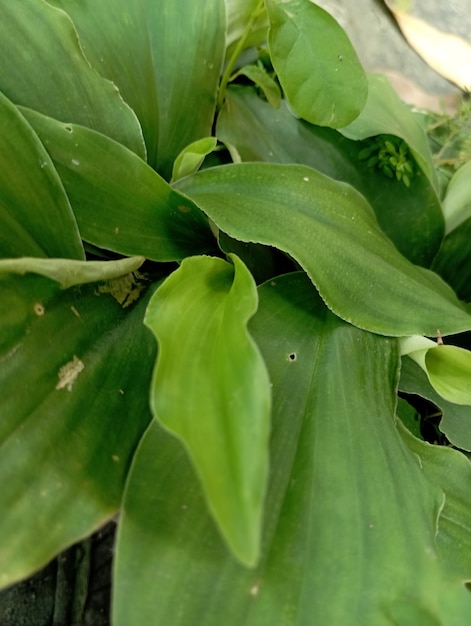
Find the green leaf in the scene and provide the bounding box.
[232,65,281,108]
[50,0,225,178]
[265,0,367,127]
[339,74,438,191]
[176,162,471,337]
[0,270,157,587]
[0,256,144,290]
[432,216,471,302]
[0,0,145,159]
[171,137,218,183]
[400,423,471,583]
[442,161,471,234]
[399,356,471,452]
[113,273,471,625]
[226,0,269,61]
[22,109,215,262]
[144,255,271,566]
[0,92,83,260]
[217,86,444,266]
[400,335,471,405]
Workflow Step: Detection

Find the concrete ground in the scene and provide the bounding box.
[315,0,470,110]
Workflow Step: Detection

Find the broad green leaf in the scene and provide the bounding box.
[144,255,271,566]
[399,356,471,452]
[0,92,83,260]
[176,162,471,337]
[171,137,218,183]
[22,109,215,262]
[50,0,225,178]
[432,217,471,302]
[232,65,282,108]
[0,256,144,290]
[0,270,158,587]
[400,335,471,405]
[339,73,438,191]
[113,273,471,626]
[217,86,444,266]
[266,0,367,127]
[442,161,471,234]
[400,423,471,582]
[0,0,145,159]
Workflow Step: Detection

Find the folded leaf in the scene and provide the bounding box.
[266,0,367,127]
[176,162,471,336]
[400,335,471,405]
[144,255,271,566]
[113,273,471,625]
[399,356,471,452]
[0,256,144,289]
[0,92,83,260]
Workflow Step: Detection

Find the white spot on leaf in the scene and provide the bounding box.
[56,355,84,391]
[34,303,45,316]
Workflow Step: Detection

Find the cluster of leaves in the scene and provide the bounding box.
[358,134,416,187]
[1,1,471,625]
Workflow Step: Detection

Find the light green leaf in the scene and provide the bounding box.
[400,335,471,405]
[50,0,225,178]
[0,0,145,159]
[442,161,471,234]
[217,86,444,266]
[232,65,281,108]
[399,356,471,452]
[339,73,438,191]
[144,255,271,566]
[176,162,471,337]
[171,137,218,183]
[113,273,471,625]
[266,0,367,127]
[0,92,83,260]
[0,256,144,290]
[0,271,157,588]
[22,109,215,262]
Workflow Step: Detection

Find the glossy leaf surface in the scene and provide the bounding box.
[0,0,145,158]
[113,273,471,625]
[171,137,218,183]
[144,255,271,566]
[22,109,215,261]
[0,269,157,587]
[442,161,471,234]
[176,162,471,336]
[0,256,144,289]
[0,93,83,260]
[266,0,367,127]
[50,0,225,177]
[217,86,443,266]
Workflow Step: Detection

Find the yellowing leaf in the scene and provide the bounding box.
[386,1,471,91]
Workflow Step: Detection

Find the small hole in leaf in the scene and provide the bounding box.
[64,125,73,133]
[288,353,297,361]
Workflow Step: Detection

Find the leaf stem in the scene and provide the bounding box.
[217,0,266,110]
